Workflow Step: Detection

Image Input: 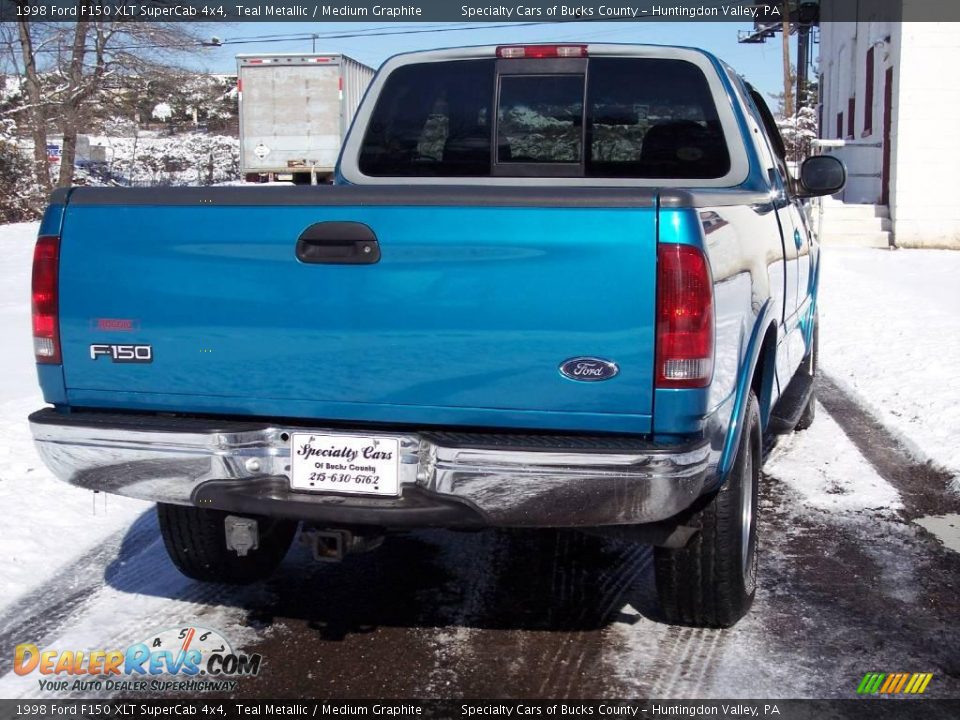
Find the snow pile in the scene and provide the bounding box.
[818,247,960,491]
[764,404,903,515]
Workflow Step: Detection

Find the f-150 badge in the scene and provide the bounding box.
[89,344,153,363]
[559,357,619,382]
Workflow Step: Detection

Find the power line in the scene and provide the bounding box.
[214,22,556,46]
[5,19,649,57]
[6,22,558,54]
[223,23,471,41]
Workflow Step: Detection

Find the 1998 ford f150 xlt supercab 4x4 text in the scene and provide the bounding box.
[29,44,845,627]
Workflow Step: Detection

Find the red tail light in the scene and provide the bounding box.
[32,235,61,364]
[655,244,713,388]
[496,45,587,59]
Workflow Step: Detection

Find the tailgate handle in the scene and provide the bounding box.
[296,222,381,265]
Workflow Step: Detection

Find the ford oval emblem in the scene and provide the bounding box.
[559,357,620,382]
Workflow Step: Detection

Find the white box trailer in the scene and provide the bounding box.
[237,53,375,183]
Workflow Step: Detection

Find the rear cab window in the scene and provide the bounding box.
[357,55,732,181]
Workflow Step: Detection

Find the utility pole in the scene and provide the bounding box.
[796,25,810,107]
[781,1,794,117]
[739,1,819,113]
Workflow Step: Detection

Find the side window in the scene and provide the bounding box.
[744,83,793,189]
[725,69,775,171]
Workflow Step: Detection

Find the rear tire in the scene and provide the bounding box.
[654,391,761,628]
[157,504,297,584]
[795,316,818,431]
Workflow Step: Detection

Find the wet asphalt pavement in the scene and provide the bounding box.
[1,373,958,701]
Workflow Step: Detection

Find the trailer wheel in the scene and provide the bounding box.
[654,391,761,628]
[157,504,297,584]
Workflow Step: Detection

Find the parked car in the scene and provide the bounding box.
[29,44,844,627]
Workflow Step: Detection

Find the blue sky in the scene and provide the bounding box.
[189,22,795,102]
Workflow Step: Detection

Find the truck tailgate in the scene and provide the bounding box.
[56,187,658,433]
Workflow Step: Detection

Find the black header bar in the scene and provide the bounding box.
[3,0,960,23]
[1,700,959,719]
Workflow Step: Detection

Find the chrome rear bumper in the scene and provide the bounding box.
[29,409,710,528]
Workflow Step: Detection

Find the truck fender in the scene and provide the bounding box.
[717,298,776,481]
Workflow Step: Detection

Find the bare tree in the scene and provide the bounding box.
[56,19,207,186]
[56,19,109,187]
[3,15,208,189]
[13,12,53,193]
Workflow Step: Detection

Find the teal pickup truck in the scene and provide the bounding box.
[29,44,844,627]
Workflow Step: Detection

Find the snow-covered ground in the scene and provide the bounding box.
[818,247,960,489]
[763,407,903,515]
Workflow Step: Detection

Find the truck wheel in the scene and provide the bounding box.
[157,504,297,584]
[654,391,761,628]
[795,316,819,431]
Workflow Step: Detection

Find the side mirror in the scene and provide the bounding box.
[797,155,846,197]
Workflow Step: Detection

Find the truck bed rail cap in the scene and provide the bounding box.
[61,185,658,208]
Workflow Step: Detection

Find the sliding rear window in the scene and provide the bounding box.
[358,57,730,179]
[358,60,496,177]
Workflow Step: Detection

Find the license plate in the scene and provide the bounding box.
[289,433,400,497]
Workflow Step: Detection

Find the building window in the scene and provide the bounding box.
[864,47,875,135]
[847,98,855,138]
[836,112,843,139]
